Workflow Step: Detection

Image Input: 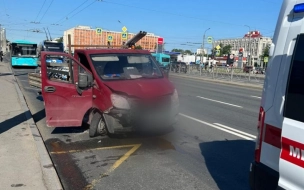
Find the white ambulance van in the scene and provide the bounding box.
[250,0,304,189]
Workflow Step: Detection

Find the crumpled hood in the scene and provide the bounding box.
[103,78,175,99]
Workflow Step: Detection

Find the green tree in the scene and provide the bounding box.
[262,44,270,57]
[172,49,184,53]
[135,45,143,49]
[56,37,63,43]
[222,45,232,55]
[184,50,192,54]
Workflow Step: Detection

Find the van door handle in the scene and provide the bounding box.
[44,86,56,93]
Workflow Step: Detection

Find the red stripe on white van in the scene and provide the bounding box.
[264,124,282,148]
[281,137,304,168]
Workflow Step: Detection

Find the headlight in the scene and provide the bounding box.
[110,94,130,109]
[171,89,179,105]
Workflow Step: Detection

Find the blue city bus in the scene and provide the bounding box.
[151,53,170,68]
[11,40,38,67]
[37,40,64,64]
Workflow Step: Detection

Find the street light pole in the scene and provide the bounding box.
[201,28,210,63]
[244,25,251,66]
[200,28,210,75]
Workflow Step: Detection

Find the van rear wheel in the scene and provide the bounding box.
[89,112,107,137]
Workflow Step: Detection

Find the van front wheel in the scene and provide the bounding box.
[89,112,107,137]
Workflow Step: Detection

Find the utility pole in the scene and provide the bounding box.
[200,28,210,64]
[245,25,251,66]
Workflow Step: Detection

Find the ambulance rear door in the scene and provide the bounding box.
[279,32,304,190]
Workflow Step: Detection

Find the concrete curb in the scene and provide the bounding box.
[169,73,263,90]
[8,65,63,190]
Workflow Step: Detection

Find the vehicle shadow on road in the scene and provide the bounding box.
[12,66,38,70]
[0,72,13,76]
[199,139,254,190]
[0,110,30,134]
[51,127,89,134]
[14,72,29,77]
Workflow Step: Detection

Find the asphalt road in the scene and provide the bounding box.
[10,61,262,190]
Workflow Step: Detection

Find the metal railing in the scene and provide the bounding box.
[169,64,265,85]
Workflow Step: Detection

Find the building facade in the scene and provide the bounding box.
[196,48,207,55]
[63,26,161,52]
[213,31,272,66]
[0,28,7,52]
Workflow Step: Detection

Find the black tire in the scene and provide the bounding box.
[89,112,107,137]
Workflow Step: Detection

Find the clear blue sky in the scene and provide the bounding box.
[1,0,282,52]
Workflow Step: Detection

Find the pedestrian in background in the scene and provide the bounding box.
[0,51,3,62]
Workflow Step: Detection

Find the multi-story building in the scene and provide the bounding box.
[63,25,161,52]
[213,31,272,66]
[196,48,207,55]
[0,28,7,52]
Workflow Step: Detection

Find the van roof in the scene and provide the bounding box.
[74,49,151,55]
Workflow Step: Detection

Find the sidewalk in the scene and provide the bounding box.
[0,60,62,189]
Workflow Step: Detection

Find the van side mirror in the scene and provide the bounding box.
[78,73,93,88]
[78,73,88,88]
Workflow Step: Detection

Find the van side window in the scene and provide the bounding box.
[284,34,304,122]
[78,53,91,73]
[46,54,73,84]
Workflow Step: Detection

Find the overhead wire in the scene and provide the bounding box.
[101,0,274,32]
[39,0,55,23]
[55,0,90,23]
[60,0,97,24]
[6,28,62,37]
[34,0,47,22]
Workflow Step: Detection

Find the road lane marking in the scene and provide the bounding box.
[251,96,261,99]
[179,113,255,141]
[213,123,256,139]
[85,144,141,190]
[109,144,141,172]
[196,96,243,108]
[50,144,140,155]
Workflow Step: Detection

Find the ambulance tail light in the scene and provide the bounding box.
[255,106,265,163]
